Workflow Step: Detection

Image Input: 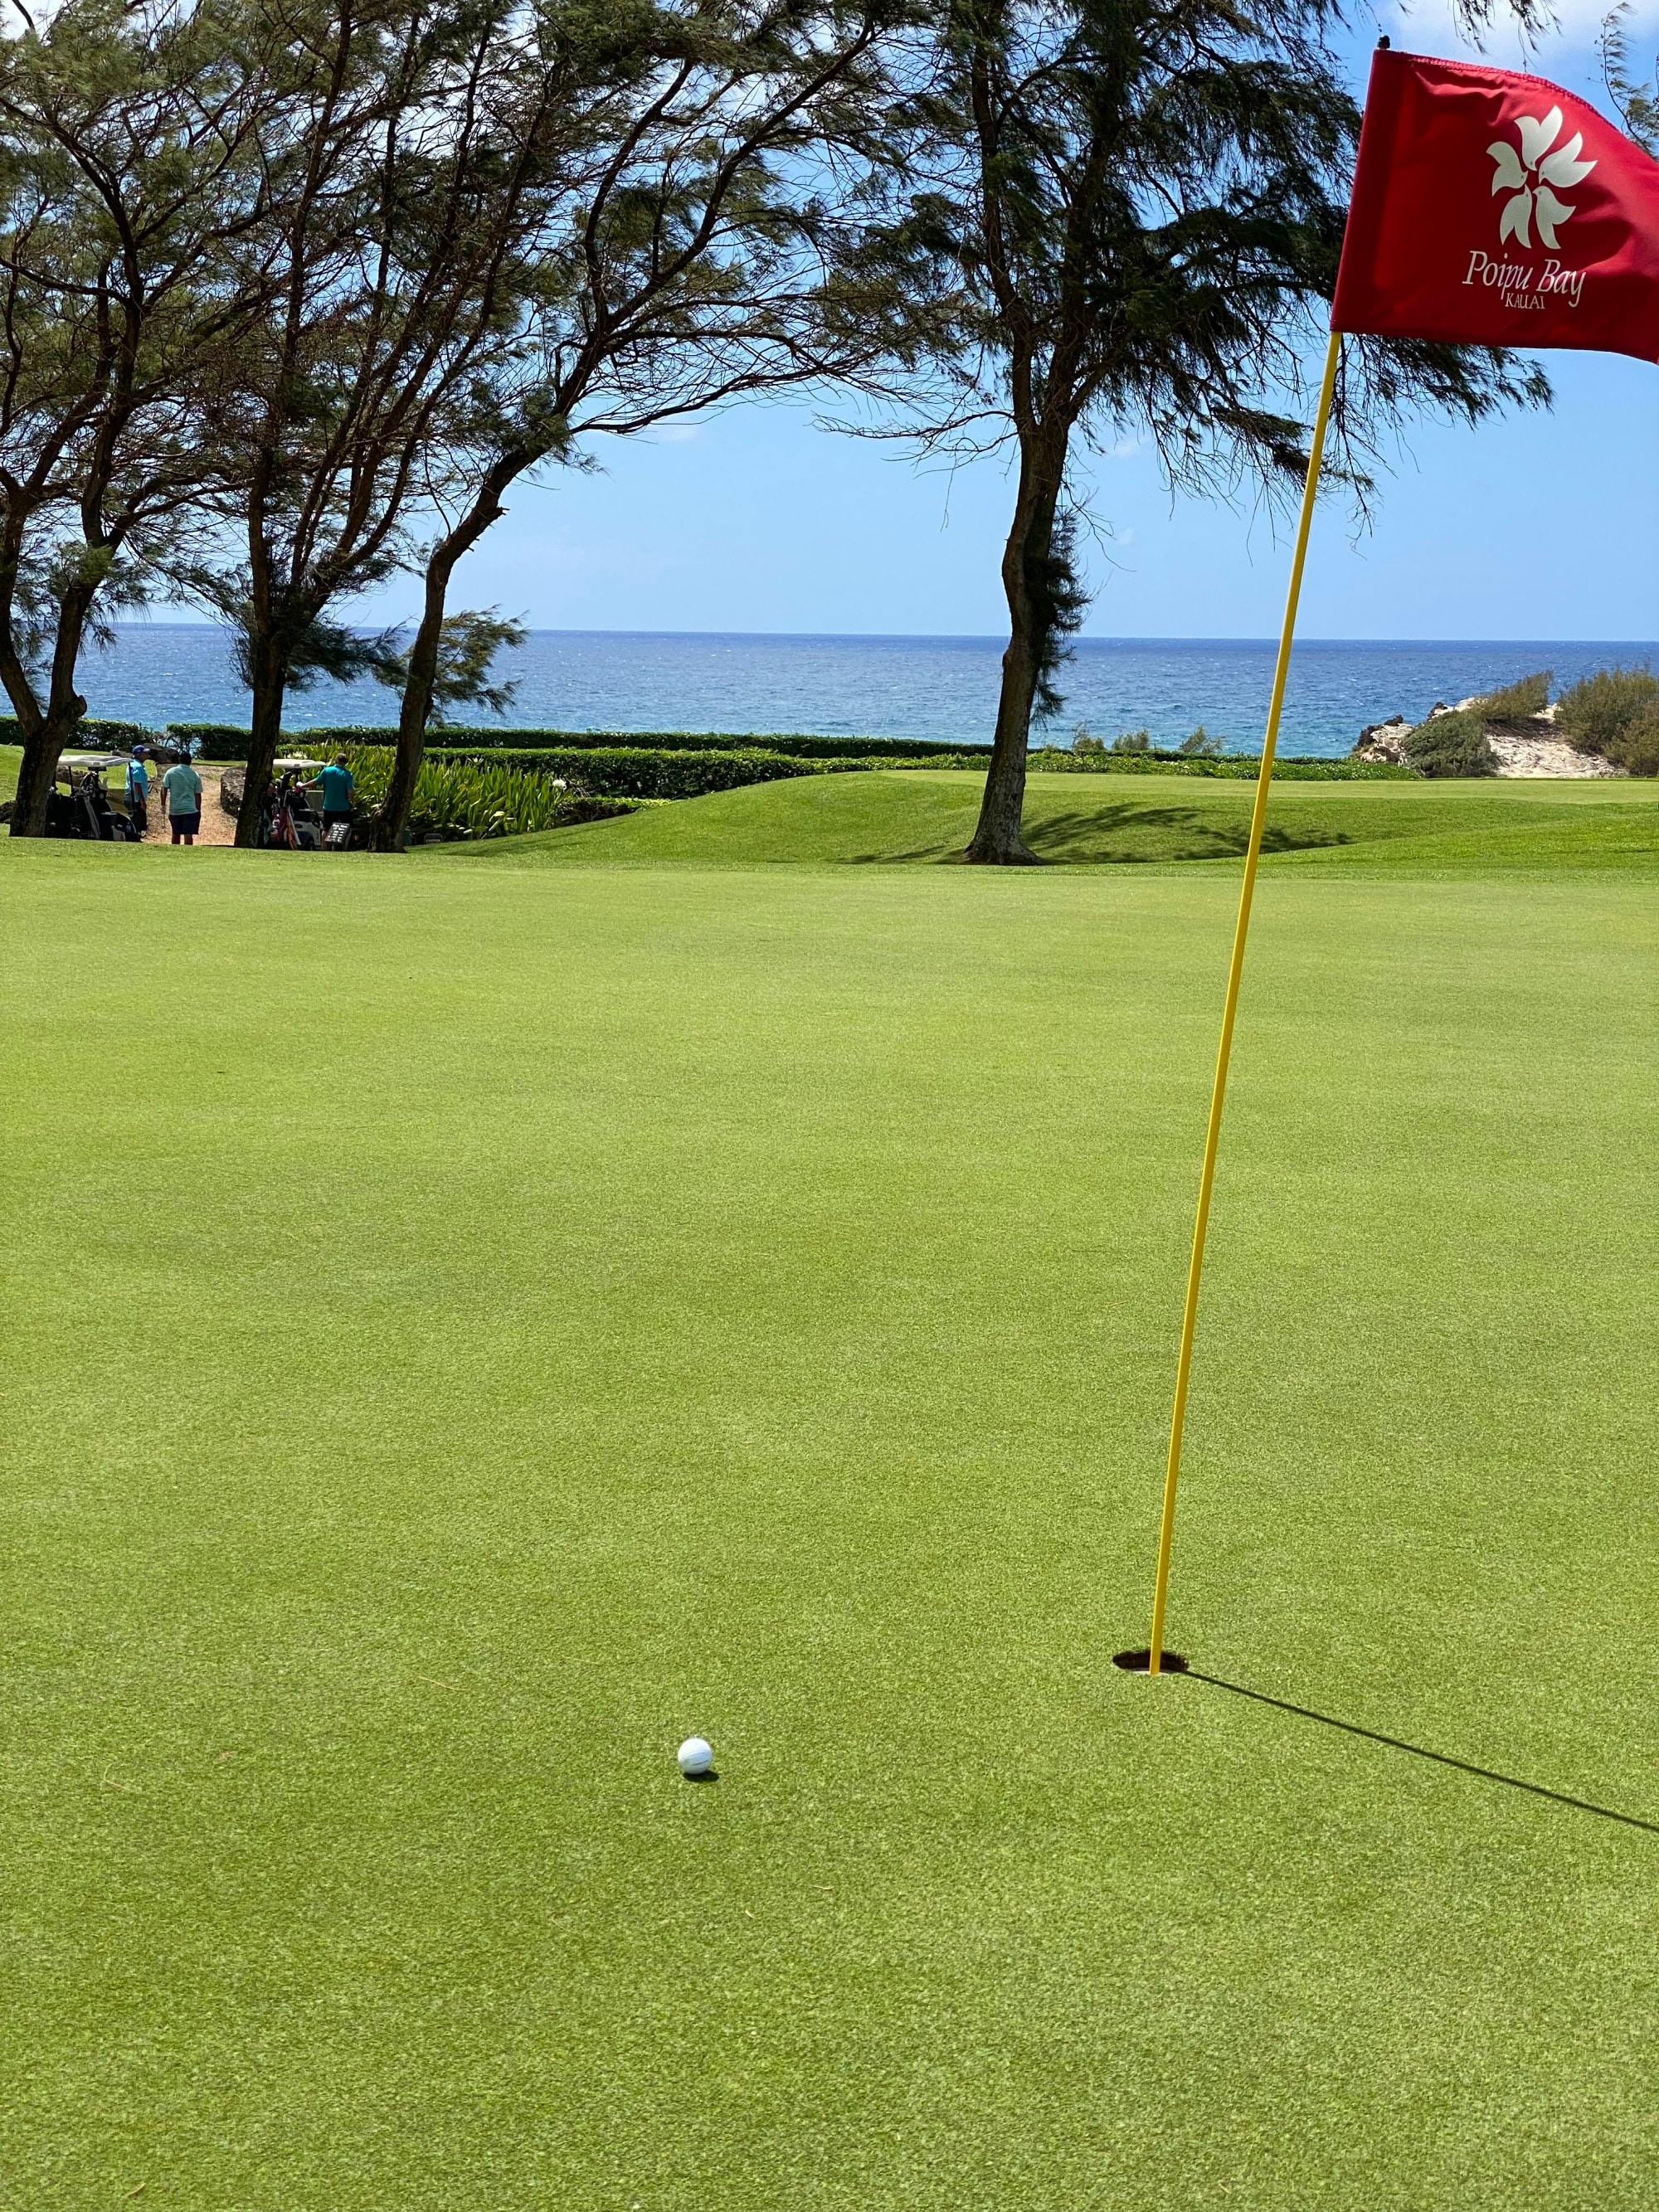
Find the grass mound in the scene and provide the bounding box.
[418,764,1659,873]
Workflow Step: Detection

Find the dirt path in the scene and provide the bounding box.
[140,764,238,845]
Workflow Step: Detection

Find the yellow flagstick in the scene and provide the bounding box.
[1146,327,1343,1677]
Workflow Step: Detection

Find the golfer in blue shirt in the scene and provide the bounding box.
[124,747,150,835]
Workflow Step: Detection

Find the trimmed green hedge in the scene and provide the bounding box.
[167,723,256,758]
[0,715,163,751]
[421,744,863,800]
[175,722,995,761]
[1029,746,1413,782]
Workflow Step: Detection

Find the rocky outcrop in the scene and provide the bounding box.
[1353,697,1627,777]
[1352,714,1410,766]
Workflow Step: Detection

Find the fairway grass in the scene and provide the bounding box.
[4,797,1658,2208]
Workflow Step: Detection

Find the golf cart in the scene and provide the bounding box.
[263,756,328,849]
[46,753,144,841]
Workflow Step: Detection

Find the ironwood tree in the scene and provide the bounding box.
[0,0,288,836]
[851,0,1549,863]
[188,0,619,848]
[367,0,910,852]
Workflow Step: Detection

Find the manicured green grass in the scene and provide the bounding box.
[427,765,1659,873]
[4,785,1658,2208]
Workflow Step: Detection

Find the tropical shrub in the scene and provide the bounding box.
[1403,709,1496,778]
[1178,725,1224,756]
[337,747,635,840]
[1555,666,1659,774]
[1479,669,1551,721]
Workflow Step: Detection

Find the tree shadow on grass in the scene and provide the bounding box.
[1185,1666,1659,1835]
[1024,802,1355,865]
[844,805,1358,867]
[846,843,969,863]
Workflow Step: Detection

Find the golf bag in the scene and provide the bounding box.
[265,772,323,850]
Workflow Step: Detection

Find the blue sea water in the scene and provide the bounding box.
[71,627,1659,756]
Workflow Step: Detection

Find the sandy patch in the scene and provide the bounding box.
[140,764,238,845]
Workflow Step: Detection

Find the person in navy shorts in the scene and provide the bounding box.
[310,752,354,846]
[161,756,203,845]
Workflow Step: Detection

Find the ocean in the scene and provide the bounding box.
[70,628,1659,757]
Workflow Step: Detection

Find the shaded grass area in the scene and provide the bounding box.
[421,766,1659,873]
[3,840,1658,2208]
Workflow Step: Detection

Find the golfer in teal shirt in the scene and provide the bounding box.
[312,753,354,844]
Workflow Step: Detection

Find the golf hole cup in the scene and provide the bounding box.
[677,1736,713,1778]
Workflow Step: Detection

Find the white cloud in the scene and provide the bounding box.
[1380,0,1659,68]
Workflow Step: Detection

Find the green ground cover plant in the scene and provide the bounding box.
[337,747,637,841]
[3,785,1657,2208]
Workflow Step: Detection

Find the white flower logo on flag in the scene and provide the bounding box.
[1489,106,1595,250]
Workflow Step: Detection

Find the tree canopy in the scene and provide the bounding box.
[0,0,1551,849]
[840,0,1550,859]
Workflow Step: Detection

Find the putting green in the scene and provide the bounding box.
[4,785,1657,2208]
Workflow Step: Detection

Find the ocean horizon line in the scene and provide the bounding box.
[88,624,1659,650]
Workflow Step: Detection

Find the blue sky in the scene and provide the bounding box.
[353,2,1659,643]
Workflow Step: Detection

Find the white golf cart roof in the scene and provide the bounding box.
[274,755,327,769]
[56,752,129,771]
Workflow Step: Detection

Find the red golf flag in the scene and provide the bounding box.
[1334,48,1659,360]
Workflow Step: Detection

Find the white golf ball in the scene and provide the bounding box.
[677,1736,713,1777]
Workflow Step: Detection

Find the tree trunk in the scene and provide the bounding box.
[369,467,517,853]
[965,459,1062,866]
[369,546,460,853]
[9,591,91,836]
[235,644,288,848]
[11,723,63,837]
